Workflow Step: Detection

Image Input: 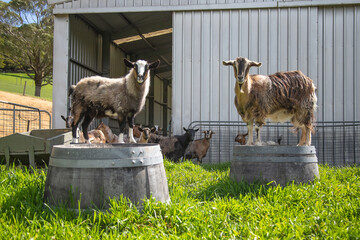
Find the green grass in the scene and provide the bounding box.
[0,73,52,101]
[0,161,359,239]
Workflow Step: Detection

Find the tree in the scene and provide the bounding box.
[0,0,53,97]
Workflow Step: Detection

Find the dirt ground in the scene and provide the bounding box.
[0,90,52,115]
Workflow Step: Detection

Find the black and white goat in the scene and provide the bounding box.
[69,58,160,143]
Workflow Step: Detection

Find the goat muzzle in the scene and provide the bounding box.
[237,77,245,85]
[137,76,145,84]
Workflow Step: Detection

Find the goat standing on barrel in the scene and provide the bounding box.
[223,56,317,146]
[69,58,160,143]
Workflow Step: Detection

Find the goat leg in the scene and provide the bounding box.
[254,122,263,146]
[127,115,137,143]
[81,115,93,143]
[246,121,254,145]
[297,126,307,146]
[117,117,126,144]
[305,126,312,146]
[72,126,79,143]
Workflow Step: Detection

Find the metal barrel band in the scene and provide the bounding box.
[49,156,163,168]
[232,156,318,163]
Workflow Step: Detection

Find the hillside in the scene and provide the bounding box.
[0,90,52,115]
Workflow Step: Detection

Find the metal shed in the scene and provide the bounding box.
[50,0,360,162]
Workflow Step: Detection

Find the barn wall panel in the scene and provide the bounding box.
[173,7,320,135]
[110,43,126,77]
[173,6,359,163]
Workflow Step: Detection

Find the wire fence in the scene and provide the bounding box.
[0,100,52,137]
[188,121,360,166]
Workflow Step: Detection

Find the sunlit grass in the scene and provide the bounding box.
[0,161,359,239]
[0,73,52,101]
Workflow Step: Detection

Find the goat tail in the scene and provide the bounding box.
[68,85,75,96]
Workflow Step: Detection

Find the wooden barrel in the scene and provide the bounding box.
[44,143,170,209]
[230,146,319,186]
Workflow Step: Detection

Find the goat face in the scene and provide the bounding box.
[183,127,199,142]
[61,115,73,128]
[223,57,262,84]
[124,58,160,84]
[139,127,151,140]
[203,130,215,140]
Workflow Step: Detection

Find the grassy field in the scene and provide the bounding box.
[0,160,359,239]
[0,73,52,101]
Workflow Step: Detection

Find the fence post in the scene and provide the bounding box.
[12,105,16,134]
[23,81,27,96]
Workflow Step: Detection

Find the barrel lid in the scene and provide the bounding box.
[233,145,316,155]
[232,145,318,163]
[49,143,163,168]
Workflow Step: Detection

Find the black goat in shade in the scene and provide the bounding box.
[148,127,199,162]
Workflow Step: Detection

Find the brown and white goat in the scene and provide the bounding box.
[69,58,160,143]
[235,132,248,145]
[184,130,215,164]
[96,122,119,143]
[138,127,151,143]
[61,115,106,143]
[223,57,317,146]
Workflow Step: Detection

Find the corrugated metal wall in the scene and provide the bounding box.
[173,6,360,135]
[69,15,102,87]
[110,43,127,77]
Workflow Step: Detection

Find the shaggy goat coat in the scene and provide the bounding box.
[69,59,159,143]
[224,56,317,146]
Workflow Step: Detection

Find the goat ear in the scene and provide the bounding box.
[138,127,143,132]
[195,128,199,132]
[183,127,187,132]
[250,61,262,67]
[149,60,160,69]
[61,115,66,121]
[222,60,235,66]
[124,58,135,68]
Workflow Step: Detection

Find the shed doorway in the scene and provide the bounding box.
[68,12,172,135]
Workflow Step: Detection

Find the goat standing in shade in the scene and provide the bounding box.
[148,127,199,162]
[223,56,317,146]
[61,115,106,143]
[69,58,160,143]
[184,130,215,164]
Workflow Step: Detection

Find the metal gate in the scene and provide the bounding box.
[188,121,360,166]
[0,100,52,137]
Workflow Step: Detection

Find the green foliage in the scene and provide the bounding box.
[0,161,359,239]
[0,72,52,100]
[0,0,53,96]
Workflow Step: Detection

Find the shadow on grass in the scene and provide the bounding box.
[200,162,231,172]
[195,176,270,201]
[0,73,33,79]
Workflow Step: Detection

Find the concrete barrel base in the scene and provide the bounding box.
[44,143,170,209]
[230,146,319,186]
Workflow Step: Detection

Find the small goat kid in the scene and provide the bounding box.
[61,115,106,143]
[223,57,317,146]
[149,128,199,162]
[69,58,160,143]
[138,127,151,143]
[184,130,215,164]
